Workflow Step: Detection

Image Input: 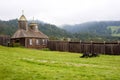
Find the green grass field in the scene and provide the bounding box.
[0,46,120,80]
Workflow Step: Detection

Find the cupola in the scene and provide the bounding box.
[29,18,39,32]
[18,11,28,30]
[19,15,27,21]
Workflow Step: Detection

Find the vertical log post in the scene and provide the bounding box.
[111,44,113,55]
[118,41,120,54]
[80,40,82,53]
[104,41,106,54]
[91,41,93,54]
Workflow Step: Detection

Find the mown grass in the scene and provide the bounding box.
[0,46,120,80]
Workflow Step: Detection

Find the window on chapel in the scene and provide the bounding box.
[29,39,32,45]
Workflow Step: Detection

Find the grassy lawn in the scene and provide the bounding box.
[0,46,120,80]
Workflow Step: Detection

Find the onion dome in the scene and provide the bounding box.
[29,18,38,32]
[19,15,27,21]
[29,22,37,26]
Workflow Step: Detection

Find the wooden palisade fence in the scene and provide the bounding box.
[0,35,10,46]
[47,41,120,55]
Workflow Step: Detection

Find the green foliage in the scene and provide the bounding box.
[41,48,50,51]
[63,21,120,41]
[38,23,73,40]
[107,26,120,37]
[0,19,120,41]
[12,43,24,47]
[0,19,18,35]
[63,21,120,35]
[0,46,120,80]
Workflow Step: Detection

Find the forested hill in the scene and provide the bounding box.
[0,19,120,41]
[62,21,120,37]
[0,19,72,39]
[0,19,18,36]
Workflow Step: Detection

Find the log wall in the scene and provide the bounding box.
[47,41,120,55]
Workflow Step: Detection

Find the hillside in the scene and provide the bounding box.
[62,21,120,37]
[0,19,120,41]
[0,46,120,80]
[0,19,72,40]
[107,26,120,37]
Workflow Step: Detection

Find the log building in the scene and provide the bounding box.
[11,14,48,49]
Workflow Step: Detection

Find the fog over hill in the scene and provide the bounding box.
[62,21,120,37]
[0,19,120,41]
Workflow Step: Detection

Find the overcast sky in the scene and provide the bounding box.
[0,0,120,26]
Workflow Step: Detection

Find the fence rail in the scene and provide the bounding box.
[47,41,120,55]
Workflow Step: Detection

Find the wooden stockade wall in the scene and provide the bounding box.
[47,41,120,55]
[0,35,10,46]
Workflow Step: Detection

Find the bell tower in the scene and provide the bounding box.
[18,10,28,30]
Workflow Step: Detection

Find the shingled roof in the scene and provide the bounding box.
[11,28,48,39]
